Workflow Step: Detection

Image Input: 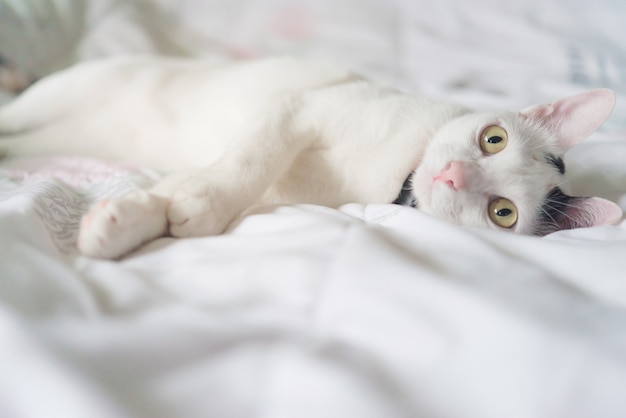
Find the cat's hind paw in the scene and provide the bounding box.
[77,190,168,259]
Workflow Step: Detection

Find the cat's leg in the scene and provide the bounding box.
[0,61,105,134]
[0,78,70,134]
[164,100,311,238]
[76,129,305,258]
[77,189,169,259]
[75,145,295,258]
[78,97,310,258]
[77,170,210,258]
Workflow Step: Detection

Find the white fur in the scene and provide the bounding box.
[0,56,620,258]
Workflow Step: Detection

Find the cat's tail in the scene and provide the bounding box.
[0,92,71,159]
[0,74,72,135]
[0,57,122,136]
[0,76,96,159]
[0,58,113,159]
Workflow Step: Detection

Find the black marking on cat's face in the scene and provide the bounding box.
[546,154,565,175]
[535,187,580,235]
[393,172,417,207]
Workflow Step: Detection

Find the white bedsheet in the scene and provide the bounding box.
[2,1,626,417]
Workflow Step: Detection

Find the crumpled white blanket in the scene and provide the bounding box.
[1,156,626,418]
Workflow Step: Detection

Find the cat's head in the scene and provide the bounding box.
[411,89,623,235]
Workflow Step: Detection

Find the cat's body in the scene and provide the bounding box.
[0,56,621,258]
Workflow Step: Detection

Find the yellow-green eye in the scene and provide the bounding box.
[480,125,508,155]
[488,197,518,228]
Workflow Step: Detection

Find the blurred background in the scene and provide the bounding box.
[0,0,625,123]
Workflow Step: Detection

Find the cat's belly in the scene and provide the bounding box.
[257,150,407,207]
[0,56,357,172]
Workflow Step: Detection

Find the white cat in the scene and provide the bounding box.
[0,56,622,258]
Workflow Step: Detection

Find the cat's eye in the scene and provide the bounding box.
[488,197,518,228]
[480,125,508,155]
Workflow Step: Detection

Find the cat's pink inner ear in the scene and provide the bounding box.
[521,89,615,149]
[565,197,623,230]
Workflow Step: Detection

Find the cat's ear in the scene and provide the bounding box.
[554,196,622,232]
[521,89,615,150]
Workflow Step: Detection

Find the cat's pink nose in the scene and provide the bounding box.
[433,161,466,190]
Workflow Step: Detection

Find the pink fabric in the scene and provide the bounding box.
[1,156,151,189]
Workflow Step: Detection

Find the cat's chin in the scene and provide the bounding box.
[411,170,442,205]
[412,178,474,224]
[412,181,446,214]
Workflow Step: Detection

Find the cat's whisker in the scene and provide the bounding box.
[539,206,559,228]
[544,197,582,210]
[544,202,581,226]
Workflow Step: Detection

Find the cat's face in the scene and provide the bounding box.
[410,89,622,234]
[412,111,564,234]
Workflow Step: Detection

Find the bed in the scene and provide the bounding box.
[1,1,626,417]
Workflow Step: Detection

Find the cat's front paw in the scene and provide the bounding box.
[167,184,237,238]
[78,190,168,259]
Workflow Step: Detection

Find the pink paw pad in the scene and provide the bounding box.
[81,199,109,228]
